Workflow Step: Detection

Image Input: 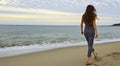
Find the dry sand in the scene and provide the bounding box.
[0,41,120,66]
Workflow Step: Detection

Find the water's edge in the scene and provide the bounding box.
[0,39,120,58]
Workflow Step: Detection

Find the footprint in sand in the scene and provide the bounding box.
[85,63,99,66]
[94,57,103,62]
[91,52,120,66]
[106,52,120,59]
[111,52,120,59]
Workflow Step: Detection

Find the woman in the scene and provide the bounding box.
[80,5,98,65]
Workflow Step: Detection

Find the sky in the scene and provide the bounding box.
[0,0,120,25]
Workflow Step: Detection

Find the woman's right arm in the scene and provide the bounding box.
[80,16,84,35]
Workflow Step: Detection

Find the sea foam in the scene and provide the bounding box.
[0,38,120,58]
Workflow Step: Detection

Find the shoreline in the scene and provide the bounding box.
[0,41,120,66]
[0,39,120,58]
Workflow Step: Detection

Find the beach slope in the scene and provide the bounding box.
[0,42,120,66]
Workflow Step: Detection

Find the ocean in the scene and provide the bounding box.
[0,25,120,57]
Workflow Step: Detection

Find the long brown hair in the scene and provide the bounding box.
[82,5,97,25]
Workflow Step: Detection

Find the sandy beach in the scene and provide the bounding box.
[0,41,120,66]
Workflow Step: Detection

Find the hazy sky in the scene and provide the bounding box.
[0,0,120,25]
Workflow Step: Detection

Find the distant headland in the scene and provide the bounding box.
[112,23,120,26]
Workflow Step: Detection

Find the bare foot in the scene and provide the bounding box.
[93,51,97,59]
[86,61,93,65]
